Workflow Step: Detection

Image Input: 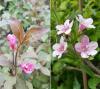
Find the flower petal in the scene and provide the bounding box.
[88,25,95,28]
[56,25,64,31]
[81,52,89,58]
[84,18,93,26]
[52,51,57,57]
[69,21,73,28]
[77,14,85,22]
[58,54,62,59]
[81,35,89,45]
[52,43,60,50]
[60,36,64,43]
[52,51,61,57]
[75,43,82,52]
[64,20,70,26]
[65,29,71,34]
[87,50,97,56]
[57,31,63,35]
[87,41,98,50]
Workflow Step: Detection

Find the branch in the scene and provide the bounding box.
[84,59,100,75]
[65,66,100,78]
[79,0,83,14]
[82,72,88,89]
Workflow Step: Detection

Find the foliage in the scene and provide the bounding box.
[0,0,50,89]
[51,0,100,89]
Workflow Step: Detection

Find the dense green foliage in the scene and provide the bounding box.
[51,0,100,89]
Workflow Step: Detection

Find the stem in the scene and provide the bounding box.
[82,72,88,89]
[79,0,83,14]
[10,51,16,76]
[78,0,88,88]
[12,51,15,66]
[14,45,20,75]
[65,66,100,78]
[84,59,100,75]
[66,66,82,71]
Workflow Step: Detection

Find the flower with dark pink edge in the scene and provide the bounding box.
[7,34,17,51]
[20,62,36,74]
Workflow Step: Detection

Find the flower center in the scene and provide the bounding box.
[81,44,88,52]
[63,25,69,31]
[58,45,64,52]
[80,24,86,30]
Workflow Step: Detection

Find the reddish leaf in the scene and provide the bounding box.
[23,26,49,45]
[9,19,24,44]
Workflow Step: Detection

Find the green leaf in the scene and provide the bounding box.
[88,77,100,89]
[15,76,29,89]
[52,61,64,74]
[73,77,81,89]
[80,63,94,77]
[0,5,4,11]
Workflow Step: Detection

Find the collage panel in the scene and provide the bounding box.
[0,0,50,89]
[51,0,100,89]
[0,0,100,89]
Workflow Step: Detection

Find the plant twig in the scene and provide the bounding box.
[84,59,100,75]
[79,0,83,14]
[78,0,87,88]
[65,66,100,78]
[66,66,82,71]
[82,71,88,89]
[14,45,21,75]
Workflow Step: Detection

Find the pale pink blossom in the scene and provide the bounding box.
[56,20,73,35]
[20,62,36,74]
[75,35,98,58]
[76,14,95,31]
[7,34,17,51]
[52,36,67,58]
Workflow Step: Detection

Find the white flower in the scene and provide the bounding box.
[76,14,95,31]
[56,19,73,35]
[52,36,67,59]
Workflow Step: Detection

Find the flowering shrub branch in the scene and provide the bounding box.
[52,14,100,89]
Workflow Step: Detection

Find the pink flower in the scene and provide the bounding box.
[56,19,73,35]
[76,15,95,31]
[75,35,98,58]
[52,36,67,58]
[7,34,17,51]
[20,62,36,74]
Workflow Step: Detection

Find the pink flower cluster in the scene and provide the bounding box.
[20,62,36,74]
[7,34,36,74]
[7,34,17,51]
[53,15,98,59]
